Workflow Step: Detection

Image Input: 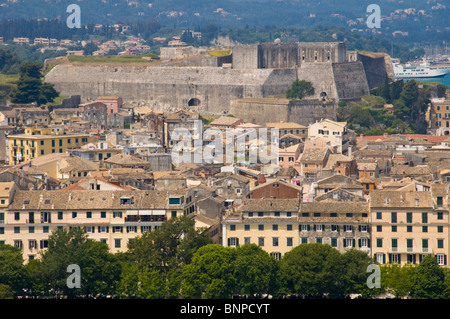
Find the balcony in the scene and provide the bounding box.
[125,215,166,222]
[388,247,428,254]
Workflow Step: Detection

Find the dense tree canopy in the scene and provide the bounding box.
[9,61,59,105]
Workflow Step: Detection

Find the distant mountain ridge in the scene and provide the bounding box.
[0,0,448,42]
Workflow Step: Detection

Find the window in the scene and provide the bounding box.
[376,212,382,219]
[316,237,323,244]
[406,212,412,223]
[114,239,121,248]
[360,225,368,232]
[244,237,251,245]
[258,237,264,247]
[407,239,413,251]
[391,225,397,232]
[127,226,137,233]
[331,225,339,232]
[346,213,353,218]
[228,237,239,247]
[86,212,92,219]
[438,225,444,233]
[344,225,352,232]
[72,212,77,218]
[29,226,34,233]
[315,224,324,232]
[270,252,281,260]
[98,226,109,233]
[391,238,398,250]
[301,237,308,244]
[258,212,264,217]
[58,212,63,220]
[273,237,279,247]
[438,212,443,220]
[14,212,20,221]
[14,240,22,249]
[230,225,236,231]
[376,253,385,264]
[112,226,123,233]
[169,198,180,205]
[287,237,293,247]
[331,238,337,247]
[85,226,95,233]
[101,212,106,218]
[287,224,292,231]
[376,238,383,248]
[258,225,264,231]
[360,238,369,248]
[422,226,428,233]
[14,226,20,234]
[28,240,37,250]
[438,239,444,249]
[422,239,428,252]
[422,212,428,224]
[343,238,354,248]
[391,212,397,223]
[272,224,278,231]
[376,225,382,232]
[407,226,412,232]
[244,225,250,231]
[436,254,446,266]
[300,224,309,231]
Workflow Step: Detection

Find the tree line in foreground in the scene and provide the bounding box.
[0,216,449,299]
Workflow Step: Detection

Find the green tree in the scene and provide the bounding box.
[340,249,374,298]
[127,216,212,273]
[35,227,121,298]
[286,79,315,100]
[410,255,447,299]
[0,244,28,297]
[10,61,59,105]
[278,243,345,298]
[233,244,278,298]
[381,263,414,299]
[182,244,236,299]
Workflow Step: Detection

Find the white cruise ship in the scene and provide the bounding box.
[393,58,449,78]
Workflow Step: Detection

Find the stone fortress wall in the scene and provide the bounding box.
[45,41,394,125]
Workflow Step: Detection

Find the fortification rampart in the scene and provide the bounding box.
[44,41,392,115]
[229,97,337,126]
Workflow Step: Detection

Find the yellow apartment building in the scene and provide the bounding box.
[7,127,90,165]
[298,201,370,254]
[222,198,301,260]
[0,189,189,261]
[370,187,449,266]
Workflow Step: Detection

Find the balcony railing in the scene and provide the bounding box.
[125,216,166,222]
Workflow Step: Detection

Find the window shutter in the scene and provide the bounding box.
[352,239,355,247]
[358,225,361,232]
[382,254,386,264]
[389,254,392,263]
[228,238,231,246]
[236,238,239,246]
[358,238,361,248]
[445,255,447,266]
[398,254,401,264]
[98,226,101,232]
[313,225,316,231]
[322,225,325,231]
[413,254,416,264]
[307,225,310,231]
[343,239,347,247]
[106,226,109,233]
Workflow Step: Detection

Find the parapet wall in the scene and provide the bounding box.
[45,64,294,114]
[229,97,337,126]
